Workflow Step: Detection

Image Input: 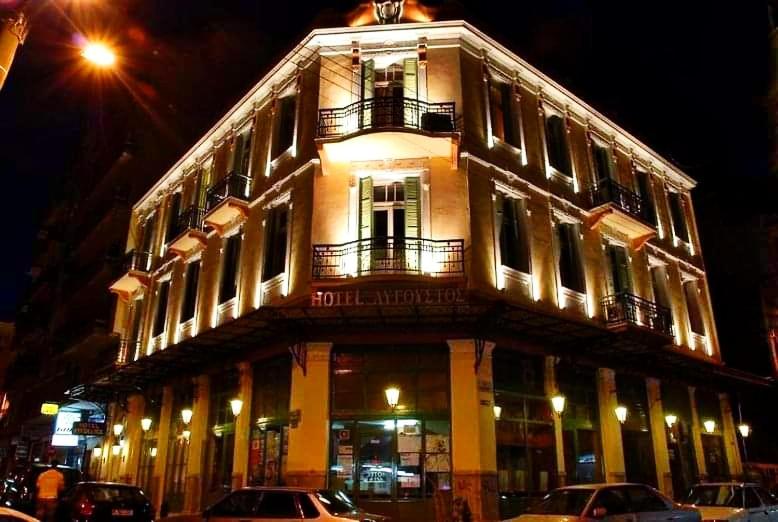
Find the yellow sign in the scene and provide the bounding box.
[40,403,59,416]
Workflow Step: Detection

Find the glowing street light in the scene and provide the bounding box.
[384,387,400,411]
[703,420,716,434]
[230,398,243,417]
[112,423,124,437]
[493,405,502,420]
[614,405,628,424]
[664,414,678,429]
[181,408,193,425]
[738,423,751,438]
[81,41,116,68]
[141,417,152,432]
[111,444,121,456]
[551,395,566,415]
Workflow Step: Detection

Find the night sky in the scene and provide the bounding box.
[0,1,769,369]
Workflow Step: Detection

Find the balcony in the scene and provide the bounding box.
[312,237,464,280]
[109,250,154,300]
[601,292,674,344]
[167,205,207,258]
[586,178,656,249]
[203,172,252,234]
[316,97,459,165]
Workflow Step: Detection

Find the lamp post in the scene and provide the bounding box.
[551,395,566,416]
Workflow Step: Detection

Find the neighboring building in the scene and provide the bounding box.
[76,12,771,522]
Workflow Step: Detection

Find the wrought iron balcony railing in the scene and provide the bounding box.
[313,237,464,279]
[172,205,205,239]
[121,249,154,273]
[587,178,652,224]
[601,292,674,338]
[206,171,252,212]
[317,96,457,139]
[117,338,141,365]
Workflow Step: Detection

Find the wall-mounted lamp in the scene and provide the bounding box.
[551,395,566,415]
[493,405,502,420]
[384,387,400,411]
[614,405,628,424]
[93,447,102,458]
[111,444,122,456]
[703,419,716,434]
[141,418,153,432]
[182,429,191,440]
[738,423,750,438]
[230,398,243,417]
[113,423,124,437]
[664,414,678,429]
[150,447,158,457]
[181,408,193,425]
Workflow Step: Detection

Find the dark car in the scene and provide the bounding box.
[55,482,154,522]
[0,464,82,514]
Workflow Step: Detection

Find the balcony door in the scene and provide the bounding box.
[605,243,633,296]
[362,58,418,129]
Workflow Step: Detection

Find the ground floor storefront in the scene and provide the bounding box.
[90,340,749,522]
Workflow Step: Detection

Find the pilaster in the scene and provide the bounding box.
[119,395,145,484]
[646,378,672,496]
[232,362,254,489]
[544,356,566,486]
[151,386,173,515]
[184,375,210,513]
[597,368,625,482]
[688,386,708,482]
[719,393,743,478]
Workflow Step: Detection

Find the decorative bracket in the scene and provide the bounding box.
[289,342,307,376]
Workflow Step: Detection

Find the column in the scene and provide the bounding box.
[232,362,254,489]
[544,357,566,487]
[719,393,743,479]
[151,386,173,516]
[448,339,498,522]
[119,395,145,484]
[286,343,332,488]
[597,368,625,482]
[106,402,122,482]
[645,379,673,497]
[184,375,210,514]
[688,387,708,482]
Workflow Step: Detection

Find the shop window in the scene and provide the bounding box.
[668,191,690,243]
[272,95,296,160]
[164,192,182,244]
[616,375,656,488]
[489,80,519,148]
[204,377,237,508]
[696,390,728,481]
[683,280,705,336]
[545,114,572,178]
[180,262,200,323]
[496,194,531,274]
[262,205,288,282]
[661,382,697,497]
[556,223,585,294]
[219,233,242,304]
[592,142,613,182]
[249,357,291,487]
[152,280,170,338]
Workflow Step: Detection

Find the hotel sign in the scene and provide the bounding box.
[311,287,466,308]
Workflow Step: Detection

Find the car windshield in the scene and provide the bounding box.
[529,489,595,516]
[315,490,357,515]
[685,486,743,507]
[89,486,146,504]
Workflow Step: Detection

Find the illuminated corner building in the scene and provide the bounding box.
[77,7,771,522]
[0,8,28,90]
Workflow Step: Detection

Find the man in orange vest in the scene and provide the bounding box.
[36,459,65,522]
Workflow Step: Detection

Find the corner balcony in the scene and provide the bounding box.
[315,97,459,165]
[601,292,674,346]
[312,237,464,280]
[203,172,251,235]
[586,178,656,249]
[167,205,207,258]
[109,250,154,299]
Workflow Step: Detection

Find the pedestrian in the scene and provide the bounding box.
[36,459,65,522]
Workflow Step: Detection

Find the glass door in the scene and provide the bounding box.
[357,420,395,500]
[248,425,288,486]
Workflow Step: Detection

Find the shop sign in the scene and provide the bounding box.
[311,287,466,307]
[40,402,59,416]
[52,411,81,447]
[72,421,106,436]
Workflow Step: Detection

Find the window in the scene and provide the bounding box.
[668,191,690,243]
[635,170,657,225]
[256,491,298,518]
[211,490,261,517]
[745,488,763,509]
[139,214,156,258]
[530,489,594,516]
[219,233,242,303]
[650,265,671,309]
[180,262,200,323]
[591,488,630,515]
[605,244,632,295]
[622,486,668,513]
[195,161,214,211]
[489,80,519,148]
[272,96,296,159]
[298,494,320,518]
[152,280,170,338]
[545,114,572,177]
[230,128,253,176]
[204,377,237,507]
[497,194,530,274]
[556,223,585,293]
[683,280,705,335]
[592,142,613,182]
[164,192,182,245]
[249,357,291,487]
[262,205,289,282]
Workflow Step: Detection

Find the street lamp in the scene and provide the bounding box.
[614,405,628,424]
[703,420,716,434]
[112,423,124,437]
[111,444,121,456]
[230,398,243,417]
[182,429,191,441]
[384,387,400,411]
[493,405,502,420]
[181,408,193,425]
[551,395,566,415]
[664,414,678,429]
[738,423,751,438]
[81,41,116,68]
[141,417,152,432]
[93,447,102,458]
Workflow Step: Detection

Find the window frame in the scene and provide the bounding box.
[554,218,586,295]
[262,200,291,283]
[542,106,574,183]
[218,230,243,305]
[494,186,531,276]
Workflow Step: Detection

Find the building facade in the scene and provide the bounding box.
[87,17,768,522]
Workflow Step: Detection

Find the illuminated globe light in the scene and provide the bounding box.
[551,395,566,415]
[703,420,716,434]
[665,414,678,429]
[113,423,124,437]
[614,405,628,424]
[493,405,502,420]
[81,41,116,67]
[384,387,400,410]
[181,408,193,425]
[738,423,751,438]
[230,398,243,417]
[141,417,152,432]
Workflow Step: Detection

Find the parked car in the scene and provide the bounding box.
[505,483,701,522]
[683,483,778,522]
[55,482,153,522]
[0,506,40,522]
[203,487,389,522]
[0,464,82,514]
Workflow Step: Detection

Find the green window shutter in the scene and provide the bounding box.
[403,58,418,99]
[359,177,373,239]
[232,134,244,174]
[362,59,375,99]
[405,176,420,238]
[501,83,516,147]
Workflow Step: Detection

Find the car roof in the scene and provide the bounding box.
[557,483,653,489]
[237,486,318,493]
[77,481,141,488]
[693,482,761,488]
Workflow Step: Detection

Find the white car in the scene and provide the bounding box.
[683,483,778,522]
[505,483,700,522]
[203,487,389,522]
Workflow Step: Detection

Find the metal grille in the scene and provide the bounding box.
[313,237,464,279]
[588,178,650,223]
[206,171,252,212]
[316,97,456,138]
[173,204,205,238]
[122,249,153,272]
[601,292,674,337]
